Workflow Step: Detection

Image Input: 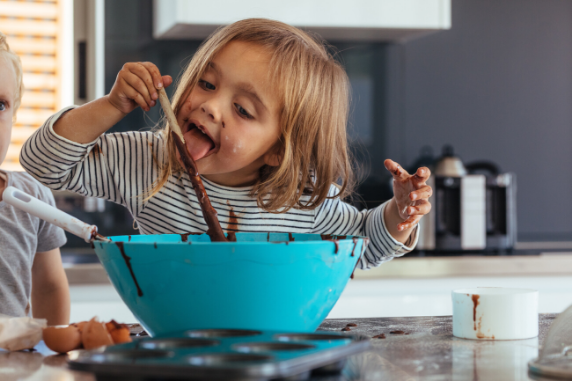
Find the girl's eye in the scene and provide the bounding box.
[235,103,252,119]
[199,80,216,90]
[0,102,5,111]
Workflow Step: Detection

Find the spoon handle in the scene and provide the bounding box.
[158,88,185,142]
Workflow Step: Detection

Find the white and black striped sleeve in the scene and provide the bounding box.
[20,106,163,217]
[313,185,419,269]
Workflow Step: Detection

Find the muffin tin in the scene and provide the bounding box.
[67,329,371,380]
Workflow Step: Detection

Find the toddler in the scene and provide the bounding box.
[0,32,69,324]
[21,19,432,270]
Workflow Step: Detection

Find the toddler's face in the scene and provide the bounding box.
[176,41,281,187]
[0,56,16,166]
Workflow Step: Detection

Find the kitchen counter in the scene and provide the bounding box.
[64,253,572,285]
[0,314,557,380]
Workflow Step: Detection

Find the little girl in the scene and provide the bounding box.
[21,19,432,270]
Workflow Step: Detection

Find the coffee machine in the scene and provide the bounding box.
[417,146,517,253]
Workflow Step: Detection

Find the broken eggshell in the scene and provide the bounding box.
[42,324,82,354]
[81,317,114,350]
[105,320,132,344]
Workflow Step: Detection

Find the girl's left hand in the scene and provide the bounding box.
[384,159,433,231]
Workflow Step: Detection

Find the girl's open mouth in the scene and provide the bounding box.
[183,122,218,161]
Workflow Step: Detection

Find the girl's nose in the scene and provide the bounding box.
[200,101,222,124]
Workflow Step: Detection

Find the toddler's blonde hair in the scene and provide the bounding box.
[151,18,354,213]
[0,31,24,119]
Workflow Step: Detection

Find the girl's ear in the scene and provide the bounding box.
[263,142,284,167]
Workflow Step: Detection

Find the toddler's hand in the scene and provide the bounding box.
[384,159,433,231]
[108,62,172,114]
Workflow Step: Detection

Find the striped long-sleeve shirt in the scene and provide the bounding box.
[20,107,419,269]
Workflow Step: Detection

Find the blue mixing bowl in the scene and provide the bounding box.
[93,233,366,336]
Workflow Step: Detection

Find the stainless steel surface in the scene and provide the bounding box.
[528,306,572,380]
[0,314,557,380]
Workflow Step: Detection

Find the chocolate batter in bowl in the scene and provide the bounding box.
[93,232,367,336]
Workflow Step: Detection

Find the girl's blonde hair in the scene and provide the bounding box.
[150,18,354,213]
[0,31,24,120]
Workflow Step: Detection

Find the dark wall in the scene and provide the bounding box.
[392,0,571,240]
[104,0,571,241]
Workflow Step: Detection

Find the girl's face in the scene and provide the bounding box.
[176,41,281,187]
[0,56,15,167]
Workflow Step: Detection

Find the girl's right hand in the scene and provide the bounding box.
[107,62,173,114]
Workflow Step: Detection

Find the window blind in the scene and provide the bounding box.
[1,0,61,171]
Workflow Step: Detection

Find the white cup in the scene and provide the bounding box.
[452,287,538,340]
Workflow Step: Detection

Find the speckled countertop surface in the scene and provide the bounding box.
[0,314,557,380]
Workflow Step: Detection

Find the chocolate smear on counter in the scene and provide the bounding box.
[346,323,357,327]
[115,242,143,297]
[267,232,270,242]
[288,233,295,242]
[128,235,131,241]
[341,327,351,332]
[153,242,157,249]
[390,330,406,335]
[351,238,358,256]
[471,294,480,330]
[372,333,386,339]
[171,131,227,242]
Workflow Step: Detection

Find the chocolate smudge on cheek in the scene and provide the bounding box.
[115,242,143,297]
[171,131,227,242]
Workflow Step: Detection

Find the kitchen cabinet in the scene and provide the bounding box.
[153,0,451,42]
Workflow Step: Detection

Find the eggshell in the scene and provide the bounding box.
[43,325,82,354]
[73,321,88,333]
[105,320,132,344]
[81,317,113,350]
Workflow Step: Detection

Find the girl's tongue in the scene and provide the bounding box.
[183,125,215,161]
